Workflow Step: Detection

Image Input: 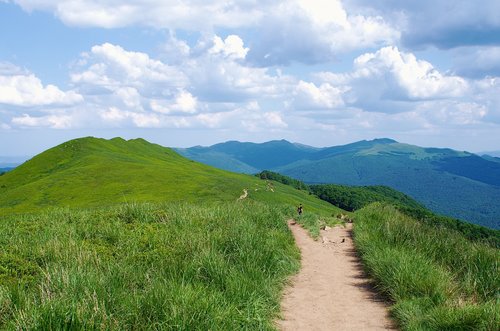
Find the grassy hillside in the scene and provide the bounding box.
[482,155,500,163]
[0,137,345,329]
[0,137,336,216]
[257,170,310,191]
[354,204,499,330]
[1,137,498,329]
[0,202,304,329]
[174,148,260,174]
[252,171,500,246]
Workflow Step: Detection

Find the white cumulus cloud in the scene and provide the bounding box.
[11,1,398,66]
[345,0,500,49]
[247,0,398,65]
[315,46,469,114]
[11,0,270,29]
[12,113,75,128]
[71,43,187,92]
[291,81,345,110]
[0,62,82,107]
[453,46,500,78]
[209,35,249,60]
[352,46,468,100]
[150,90,198,114]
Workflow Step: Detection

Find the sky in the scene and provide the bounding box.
[1,0,500,157]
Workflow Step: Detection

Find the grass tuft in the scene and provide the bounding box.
[354,203,499,330]
[0,201,302,330]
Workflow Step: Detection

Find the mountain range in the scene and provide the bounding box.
[481,151,500,158]
[176,138,500,229]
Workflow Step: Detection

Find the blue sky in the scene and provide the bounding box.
[1,0,500,157]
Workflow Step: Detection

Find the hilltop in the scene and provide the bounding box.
[0,136,345,329]
[0,137,335,216]
[178,139,500,229]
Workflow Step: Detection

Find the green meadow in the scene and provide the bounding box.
[0,137,340,329]
[1,137,498,330]
[0,202,302,329]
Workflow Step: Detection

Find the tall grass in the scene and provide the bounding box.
[0,201,300,330]
[354,203,499,330]
[293,212,345,239]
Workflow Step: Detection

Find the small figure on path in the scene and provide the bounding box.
[297,204,303,216]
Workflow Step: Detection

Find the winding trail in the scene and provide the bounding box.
[277,221,396,331]
[238,189,248,200]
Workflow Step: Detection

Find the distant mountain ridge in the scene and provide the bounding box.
[481,151,500,158]
[177,139,500,229]
[176,139,319,171]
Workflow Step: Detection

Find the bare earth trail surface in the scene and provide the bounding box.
[238,189,248,200]
[278,221,396,331]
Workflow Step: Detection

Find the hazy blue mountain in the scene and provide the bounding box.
[311,138,397,160]
[174,148,259,174]
[481,154,500,163]
[175,139,318,173]
[0,167,14,174]
[0,156,30,168]
[481,151,500,157]
[178,139,500,229]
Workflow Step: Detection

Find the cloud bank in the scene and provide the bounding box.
[1,0,499,151]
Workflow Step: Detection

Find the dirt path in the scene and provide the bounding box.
[238,189,248,200]
[277,221,396,331]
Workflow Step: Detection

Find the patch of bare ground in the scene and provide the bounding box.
[277,221,397,331]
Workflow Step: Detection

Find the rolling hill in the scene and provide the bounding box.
[178,139,500,229]
[1,137,497,330]
[0,136,346,329]
[0,137,336,216]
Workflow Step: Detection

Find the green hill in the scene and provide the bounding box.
[0,137,336,216]
[1,137,497,330]
[0,137,342,329]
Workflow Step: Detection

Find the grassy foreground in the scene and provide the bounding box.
[354,203,499,330]
[0,201,301,330]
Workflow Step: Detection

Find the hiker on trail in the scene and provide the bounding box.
[297,204,303,216]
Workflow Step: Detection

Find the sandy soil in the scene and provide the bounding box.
[238,189,248,200]
[277,221,397,331]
